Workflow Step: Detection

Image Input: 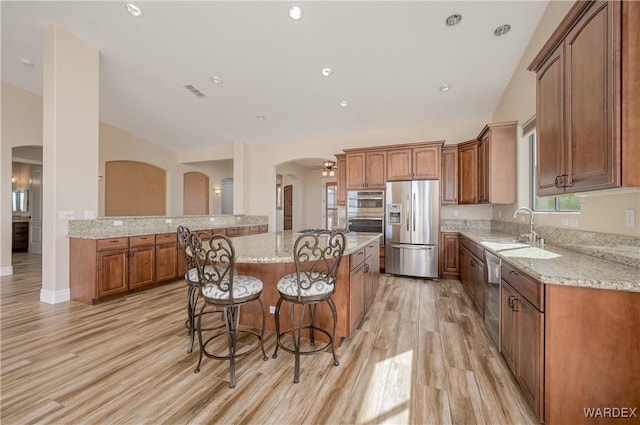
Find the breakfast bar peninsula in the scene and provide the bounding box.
[68,215,381,341]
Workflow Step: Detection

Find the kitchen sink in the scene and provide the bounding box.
[480,238,530,251]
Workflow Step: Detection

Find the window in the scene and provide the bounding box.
[325,182,338,229]
[529,130,580,212]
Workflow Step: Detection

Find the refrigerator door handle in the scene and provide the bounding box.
[406,194,410,232]
[413,193,416,232]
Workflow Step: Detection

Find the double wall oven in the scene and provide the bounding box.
[347,190,385,243]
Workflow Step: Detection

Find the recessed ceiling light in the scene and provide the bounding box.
[445,14,462,27]
[494,24,511,37]
[439,83,452,92]
[339,100,349,108]
[256,115,266,120]
[210,76,223,85]
[19,57,34,67]
[321,68,333,77]
[125,3,143,18]
[288,6,303,20]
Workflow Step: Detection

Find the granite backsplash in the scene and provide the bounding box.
[442,219,640,269]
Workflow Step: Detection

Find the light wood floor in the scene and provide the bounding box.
[1,252,537,425]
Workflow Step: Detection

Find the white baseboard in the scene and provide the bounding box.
[0,266,13,276]
[40,288,71,304]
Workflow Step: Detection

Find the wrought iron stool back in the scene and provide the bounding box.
[272,230,346,383]
[188,231,268,388]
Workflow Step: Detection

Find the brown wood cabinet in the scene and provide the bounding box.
[500,261,544,421]
[155,233,178,282]
[476,122,517,204]
[345,150,386,190]
[364,241,380,308]
[458,140,478,204]
[544,285,640,425]
[459,237,485,317]
[349,249,367,331]
[336,154,346,205]
[440,146,458,204]
[439,232,459,279]
[386,143,442,181]
[129,235,155,289]
[12,221,29,251]
[94,238,130,300]
[529,1,640,195]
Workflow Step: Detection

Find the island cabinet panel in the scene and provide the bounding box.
[440,146,458,204]
[97,249,129,298]
[155,233,178,282]
[96,238,129,300]
[530,1,640,195]
[544,285,640,425]
[129,235,155,289]
[349,248,367,331]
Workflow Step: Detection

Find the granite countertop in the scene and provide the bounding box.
[457,229,640,293]
[67,215,268,239]
[231,231,382,264]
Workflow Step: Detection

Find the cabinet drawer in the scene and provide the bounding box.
[97,238,129,251]
[501,261,544,311]
[156,233,177,244]
[364,241,378,259]
[249,225,261,234]
[129,235,155,247]
[259,224,268,233]
[460,237,484,261]
[238,227,250,236]
[226,227,239,237]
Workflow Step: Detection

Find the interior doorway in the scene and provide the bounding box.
[283,185,293,230]
[221,178,233,214]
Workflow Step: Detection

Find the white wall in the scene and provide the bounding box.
[100,122,233,216]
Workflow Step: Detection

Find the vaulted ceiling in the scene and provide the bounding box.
[2,1,548,152]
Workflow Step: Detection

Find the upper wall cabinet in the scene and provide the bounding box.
[386,142,443,181]
[440,145,459,204]
[345,150,386,190]
[458,140,479,204]
[529,1,640,196]
[477,121,517,204]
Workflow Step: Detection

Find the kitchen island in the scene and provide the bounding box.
[68,216,382,342]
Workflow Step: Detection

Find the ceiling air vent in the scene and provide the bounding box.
[183,83,207,97]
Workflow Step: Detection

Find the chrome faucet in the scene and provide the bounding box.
[512,206,538,243]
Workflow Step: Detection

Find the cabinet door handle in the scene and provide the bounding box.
[554,176,561,188]
[508,270,518,275]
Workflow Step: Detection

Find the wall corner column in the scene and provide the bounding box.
[42,25,99,303]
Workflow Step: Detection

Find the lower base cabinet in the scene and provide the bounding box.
[459,237,485,317]
[349,242,381,333]
[501,262,544,422]
[96,246,129,299]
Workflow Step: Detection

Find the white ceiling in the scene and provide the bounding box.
[1,1,548,153]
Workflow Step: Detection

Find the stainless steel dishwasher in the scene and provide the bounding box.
[484,250,501,350]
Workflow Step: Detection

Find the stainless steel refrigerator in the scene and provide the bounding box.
[385,180,439,278]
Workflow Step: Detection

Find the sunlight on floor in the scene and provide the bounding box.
[356,350,413,425]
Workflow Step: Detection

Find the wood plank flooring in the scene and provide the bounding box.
[1,252,537,424]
